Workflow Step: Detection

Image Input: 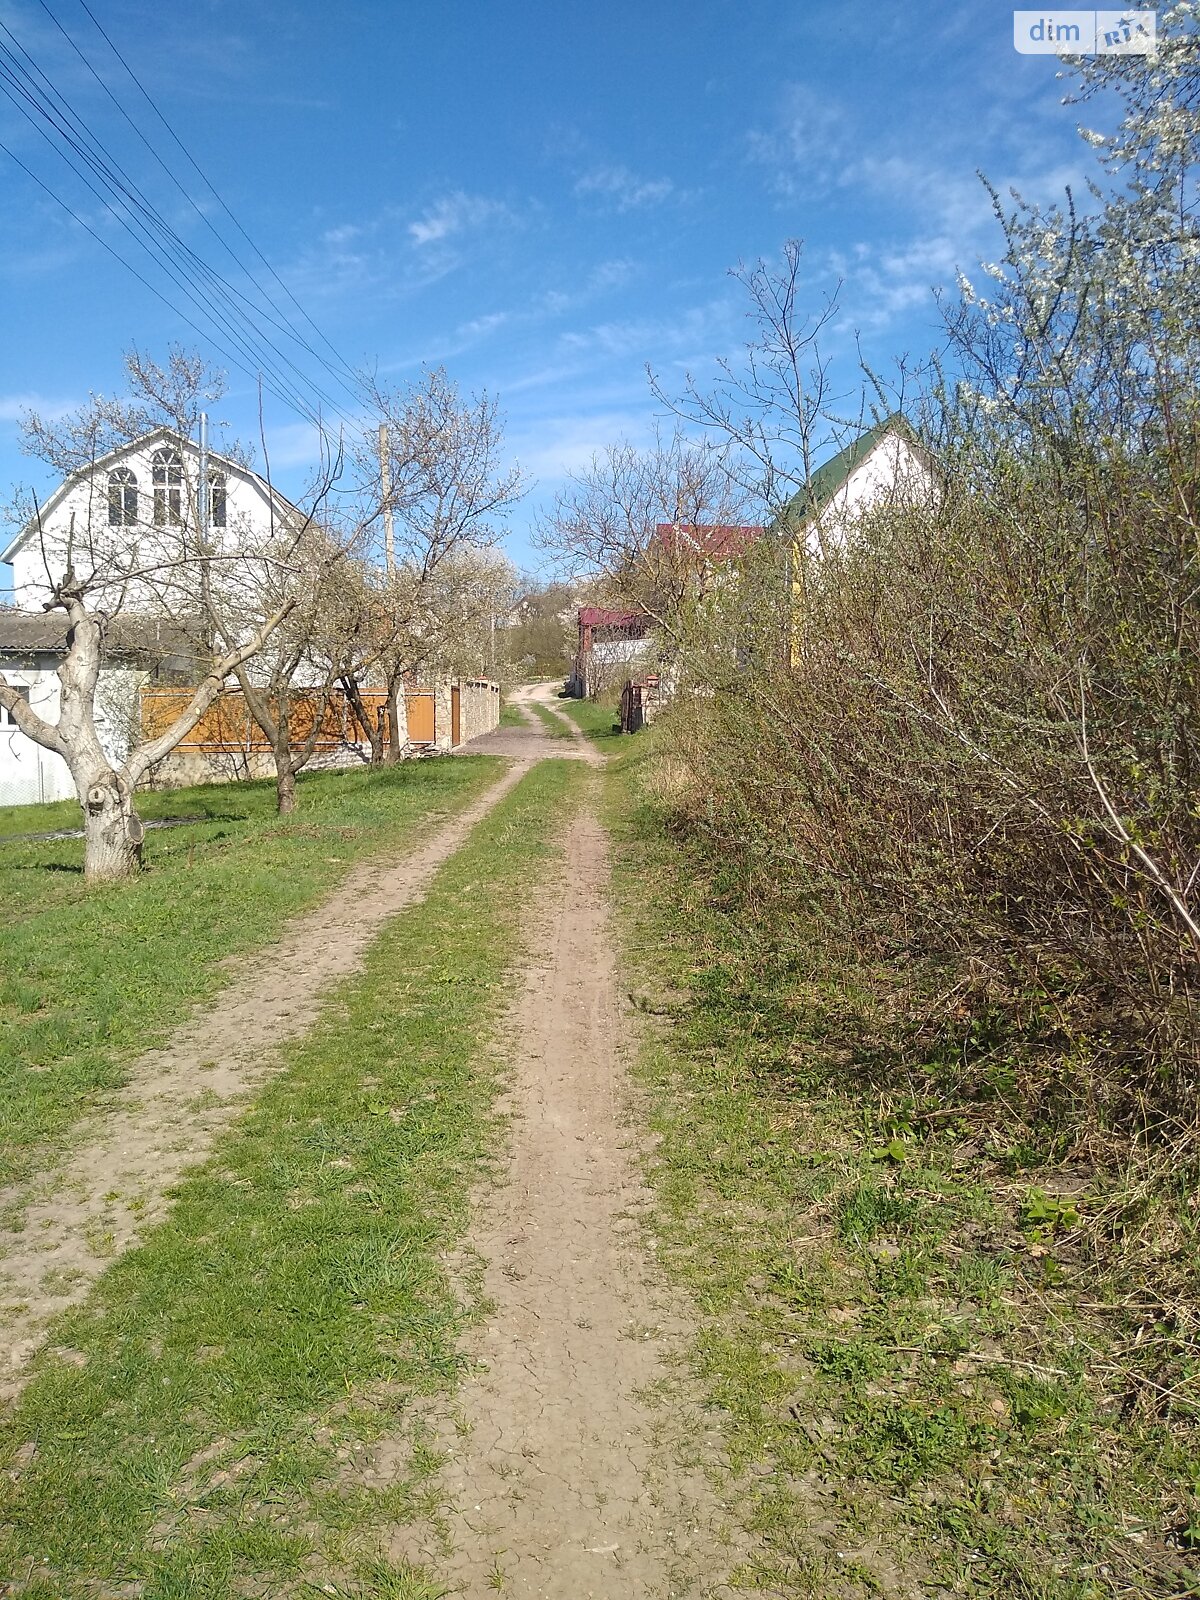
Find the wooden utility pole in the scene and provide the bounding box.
[378,422,395,580]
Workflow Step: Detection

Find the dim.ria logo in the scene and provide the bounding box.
[1013,10,1157,54]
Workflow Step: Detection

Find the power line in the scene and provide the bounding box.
[0,40,331,430]
[0,10,369,435]
[38,0,368,409]
[0,24,354,427]
[0,132,297,400]
[68,0,368,401]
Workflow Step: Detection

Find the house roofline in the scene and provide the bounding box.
[776,413,928,529]
[0,425,305,566]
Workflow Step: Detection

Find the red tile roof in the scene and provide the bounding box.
[654,523,763,561]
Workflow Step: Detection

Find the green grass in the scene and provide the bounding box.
[0,758,585,1599]
[602,734,1200,1600]
[552,694,622,746]
[525,700,574,739]
[0,759,503,1187]
[497,698,526,729]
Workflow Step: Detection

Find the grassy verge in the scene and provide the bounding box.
[0,759,502,1187]
[525,700,574,739]
[604,735,1200,1600]
[0,757,584,1600]
[551,694,622,746]
[497,698,526,729]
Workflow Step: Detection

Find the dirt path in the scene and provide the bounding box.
[0,757,532,1399]
[462,680,603,766]
[382,790,741,1598]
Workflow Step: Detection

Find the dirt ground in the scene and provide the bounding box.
[465,680,604,766]
[381,705,743,1598]
[3,685,745,1595]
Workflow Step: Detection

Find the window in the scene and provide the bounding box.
[152,447,183,526]
[1,686,31,726]
[107,467,138,526]
[210,470,227,529]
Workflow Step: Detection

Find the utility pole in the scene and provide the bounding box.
[378,422,395,581]
[198,411,209,544]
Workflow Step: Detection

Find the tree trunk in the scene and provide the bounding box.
[384,676,402,765]
[81,771,145,883]
[340,674,385,764]
[274,710,298,815]
[276,763,297,814]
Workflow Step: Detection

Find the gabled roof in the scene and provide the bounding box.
[0,426,303,566]
[781,414,920,525]
[654,523,763,562]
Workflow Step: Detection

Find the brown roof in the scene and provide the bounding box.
[578,606,647,630]
[0,607,195,662]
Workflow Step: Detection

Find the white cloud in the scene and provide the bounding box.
[745,85,850,198]
[455,311,511,341]
[574,165,676,211]
[557,298,734,364]
[408,191,512,246]
[505,408,660,486]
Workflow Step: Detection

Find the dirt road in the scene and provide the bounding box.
[0,760,529,1398]
[2,686,741,1593]
[386,692,740,1597]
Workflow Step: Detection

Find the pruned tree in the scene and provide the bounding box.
[229,524,369,814]
[0,347,341,881]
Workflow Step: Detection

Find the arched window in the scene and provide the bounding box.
[152,447,183,526]
[210,471,227,529]
[107,467,138,526]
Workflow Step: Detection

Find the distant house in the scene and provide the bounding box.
[569,606,651,698]
[653,522,763,566]
[570,524,766,703]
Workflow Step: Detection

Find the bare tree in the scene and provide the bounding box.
[230,526,370,814]
[0,348,340,881]
[537,427,748,635]
[340,367,525,758]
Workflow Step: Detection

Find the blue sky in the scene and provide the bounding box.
[0,1,1110,571]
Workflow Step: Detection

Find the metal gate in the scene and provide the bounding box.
[405,692,436,744]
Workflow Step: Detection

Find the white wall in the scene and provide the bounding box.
[0,670,74,805]
[8,436,285,613]
[0,663,147,809]
[804,433,935,554]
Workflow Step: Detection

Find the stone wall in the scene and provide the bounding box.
[458,679,501,744]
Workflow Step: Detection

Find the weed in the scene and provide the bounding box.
[600,732,1200,1599]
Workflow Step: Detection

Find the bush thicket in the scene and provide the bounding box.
[660,13,1200,1151]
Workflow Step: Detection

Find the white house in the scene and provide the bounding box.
[2,426,302,612]
[0,429,302,808]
